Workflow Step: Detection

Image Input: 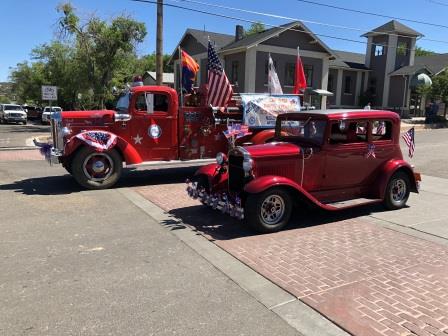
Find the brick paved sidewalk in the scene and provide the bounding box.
[135,182,448,336]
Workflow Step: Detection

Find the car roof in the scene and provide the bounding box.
[281,109,400,121]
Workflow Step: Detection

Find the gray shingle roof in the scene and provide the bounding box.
[186,28,234,50]
[414,54,448,74]
[389,64,430,76]
[362,20,422,37]
[330,50,368,70]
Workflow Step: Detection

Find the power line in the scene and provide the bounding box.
[130,0,430,53]
[427,0,448,6]
[172,0,448,45]
[295,0,448,30]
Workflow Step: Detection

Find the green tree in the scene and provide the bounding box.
[57,3,147,108]
[431,70,448,118]
[415,46,435,57]
[245,22,266,36]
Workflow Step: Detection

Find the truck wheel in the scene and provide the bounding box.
[245,187,292,233]
[71,146,122,190]
[383,171,410,210]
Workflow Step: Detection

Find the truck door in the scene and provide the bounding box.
[131,91,178,161]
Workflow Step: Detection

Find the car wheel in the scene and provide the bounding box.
[22,121,27,125]
[383,171,410,210]
[245,187,292,233]
[71,146,122,190]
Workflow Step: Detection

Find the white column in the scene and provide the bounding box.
[409,38,416,66]
[363,72,369,92]
[383,34,398,108]
[321,58,329,109]
[355,71,362,107]
[335,69,343,107]
[245,46,257,92]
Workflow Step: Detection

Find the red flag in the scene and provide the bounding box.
[293,47,307,94]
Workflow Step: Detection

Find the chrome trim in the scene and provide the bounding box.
[50,111,64,153]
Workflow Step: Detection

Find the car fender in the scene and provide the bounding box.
[195,163,228,189]
[64,133,142,165]
[248,130,276,145]
[377,159,418,198]
[244,175,325,208]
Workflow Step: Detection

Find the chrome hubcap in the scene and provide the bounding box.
[391,179,406,203]
[83,153,114,182]
[260,195,285,225]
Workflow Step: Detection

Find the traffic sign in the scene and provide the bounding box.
[42,86,58,101]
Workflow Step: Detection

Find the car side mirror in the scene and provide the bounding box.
[145,93,154,114]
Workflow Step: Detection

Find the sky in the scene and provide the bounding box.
[1,0,448,82]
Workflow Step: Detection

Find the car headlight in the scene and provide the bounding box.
[216,152,227,165]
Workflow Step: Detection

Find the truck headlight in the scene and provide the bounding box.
[61,127,72,136]
[216,152,227,165]
[242,158,253,173]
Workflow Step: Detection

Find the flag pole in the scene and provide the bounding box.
[178,46,184,107]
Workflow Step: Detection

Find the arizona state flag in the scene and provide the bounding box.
[181,50,199,92]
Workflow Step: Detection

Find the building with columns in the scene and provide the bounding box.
[171,20,448,114]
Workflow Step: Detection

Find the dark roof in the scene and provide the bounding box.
[220,21,334,56]
[414,54,448,74]
[363,20,422,37]
[390,64,430,76]
[330,50,369,70]
[186,28,234,50]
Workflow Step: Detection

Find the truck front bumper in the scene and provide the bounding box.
[186,180,244,220]
[33,139,62,165]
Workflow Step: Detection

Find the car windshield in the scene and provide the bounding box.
[52,107,62,112]
[276,116,327,145]
[4,105,23,111]
[115,92,130,113]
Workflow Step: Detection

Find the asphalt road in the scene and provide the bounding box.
[0,161,299,336]
[0,119,50,148]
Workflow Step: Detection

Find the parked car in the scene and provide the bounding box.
[0,104,27,124]
[187,110,421,233]
[24,105,42,120]
[41,106,62,124]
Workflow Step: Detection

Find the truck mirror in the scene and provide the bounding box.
[145,93,154,114]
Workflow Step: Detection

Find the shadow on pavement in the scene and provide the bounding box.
[0,166,198,196]
[166,202,392,241]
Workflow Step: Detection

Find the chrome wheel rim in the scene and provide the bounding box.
[260,195,285,225]
[391,179,406,204]
[82,153,114,182]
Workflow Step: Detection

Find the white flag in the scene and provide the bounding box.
[268,55,283,94]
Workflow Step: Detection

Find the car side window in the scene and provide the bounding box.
[329,121,368,144]
[371,120,392,141]
[135,93,169,113]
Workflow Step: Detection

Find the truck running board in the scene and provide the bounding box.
[323,198,382,210]
[126,158,215,169]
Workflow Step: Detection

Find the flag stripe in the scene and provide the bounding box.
[207,41,233,108]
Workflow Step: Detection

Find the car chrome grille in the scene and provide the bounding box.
[9,113,23,118]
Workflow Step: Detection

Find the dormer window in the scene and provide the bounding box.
[374,44,385,56]
[397,42,409,56]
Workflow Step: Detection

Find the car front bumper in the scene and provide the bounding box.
[186,180,244,220]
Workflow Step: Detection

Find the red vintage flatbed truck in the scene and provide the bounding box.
[44,85,278,189]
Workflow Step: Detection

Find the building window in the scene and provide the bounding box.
[344,76,352,94]
[285,63,295,86]
[328,74,334,92]
[397,42,408,56]
[304,65,313,87]
[374,44,385,56]
[231,61,239,84]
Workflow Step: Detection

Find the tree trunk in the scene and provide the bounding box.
[156,0,163,86]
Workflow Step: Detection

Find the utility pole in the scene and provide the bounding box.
[156,0,163,86]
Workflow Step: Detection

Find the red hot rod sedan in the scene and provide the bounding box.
[187,110,421,233]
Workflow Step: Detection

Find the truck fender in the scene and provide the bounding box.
[376,159,418,198]
[64,133,142,165]
[194,163,228,190]
[248,130,276,145]
[243,175,324,208]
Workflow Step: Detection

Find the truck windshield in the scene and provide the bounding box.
[116,92,130,113]
[4,105,23,111]
[277,118,327,145]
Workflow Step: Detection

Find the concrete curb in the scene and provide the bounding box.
[118,187,350,336]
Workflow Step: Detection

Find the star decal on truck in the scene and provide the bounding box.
[133,134,143,145]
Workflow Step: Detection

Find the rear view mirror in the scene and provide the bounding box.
[145,93,154,114]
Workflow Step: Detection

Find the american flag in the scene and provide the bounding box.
[376,122,385,135]
[402,127,415,158]
[223,124,251,139]
[207,41,233,108]
[365,143,376,159]
[75,131,118,151]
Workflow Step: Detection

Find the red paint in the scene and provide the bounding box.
[199,110,419,211]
